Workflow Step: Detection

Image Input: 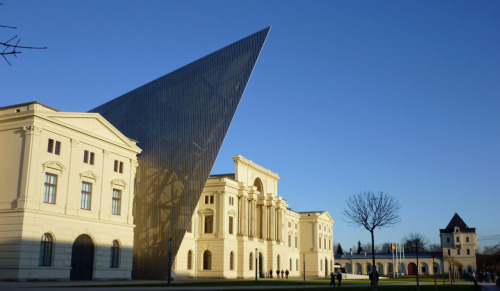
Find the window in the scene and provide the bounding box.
[422,266,426,273]
[324,238,326,250]
[204,215,213,233]
[249,252,253,270]
[114,160,123,173]
[43,173,57,204]
[277,255,280,269]
[47,139,61,155]
[295,223,297,229]
[457,249,461,255]
[467,249,470,255]
[187,219,192,233]
[448,249,451,256]
[466,237,470,242]
[288,222,291,228]
[229,196,234,205]
[320,259,323,271]
[329,239,331,250]
[319,237,321,248]
[84,150,95,165]
[80,182,92,210]
[288,235,291,247]
[187,250,192,270]
[319,224,321,230]
[446,237,450,243]
[230,251,234,270]
[205,195,214,204]
[296,259,299,271]
[290,258,292,270]
[203,250,211,270]
[110,240,119,268]
[229,216,234,234]
[295,236,298,248]
[111,189,121,215]
[456,237,459,242]
[39,233,53,266]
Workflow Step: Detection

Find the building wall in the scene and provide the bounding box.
[0,102,141,281]
[173,155,334,279]
[441,227,477,274]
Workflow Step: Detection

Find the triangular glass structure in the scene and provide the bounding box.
[90,27,270,279]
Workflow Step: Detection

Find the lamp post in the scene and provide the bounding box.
[255,248,258,281]
[303,253,306,281]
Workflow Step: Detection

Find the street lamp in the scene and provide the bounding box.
[303,253,306,281]
[255,248,258,281]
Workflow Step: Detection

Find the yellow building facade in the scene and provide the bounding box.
[0,102,141,281]
[173,155,334,279]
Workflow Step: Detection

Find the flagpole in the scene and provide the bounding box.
[392,243,395,278]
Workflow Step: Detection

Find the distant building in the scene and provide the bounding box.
[440,213,477,275]
[172,155,334,278]
[335,213,477,277]
[0,102,141,281]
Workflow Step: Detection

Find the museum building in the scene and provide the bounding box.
[0,102,141,281]
[172,155,335,279]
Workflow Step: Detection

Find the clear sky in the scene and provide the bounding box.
[2,1,499,251]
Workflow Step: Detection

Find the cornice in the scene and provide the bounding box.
[232,155,280,180]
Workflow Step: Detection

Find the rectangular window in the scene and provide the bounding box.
[204,215,213,233]
[288,222,291,228]
[457,249,461,255]
[319,237,321,248]
[89,152,94,165]
[111,189,121,215]
[229,216,233,234]
[119,161,123,173]
[467,249,470,255]
[114,160,124,173]
[84,150,89,163]
[447,237,450,243]
[54,141,61,155]
[466,237,470,242]
[114,160,118,172]
[447,249,451,256]
[80,182,92,210]
[209,195,214,204]
[205,196,209,204]
[47,139,54,153]
[295,236,298,248]
[288,235,291,247]
[229,196,234,205]
[43,173,57,204]
[456,237,459,242]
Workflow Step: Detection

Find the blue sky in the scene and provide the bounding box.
[2,1,499,250]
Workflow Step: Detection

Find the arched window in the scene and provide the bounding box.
[39,233,53,266]
[277,254,280,269]
[254,178,263,193]
[230,251,234,270]
[110,240,119,268]
[187,250,192,270]
[290,258,292,270]
[203,250,212,270]
[249,252,253,270]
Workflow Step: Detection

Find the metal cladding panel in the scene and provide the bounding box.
[90,27,270,279]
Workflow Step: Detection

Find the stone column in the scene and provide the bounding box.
[262,204,268,240]
[253,200,257,237]
[237,196,242,235]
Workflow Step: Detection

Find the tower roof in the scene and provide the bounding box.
[440,213,476,233]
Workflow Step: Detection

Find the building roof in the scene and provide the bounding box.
[439,213,476,233]
[334,252,442,260]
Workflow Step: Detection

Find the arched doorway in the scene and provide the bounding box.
[70,234,94,281]
[408,262,417,275]
[325,258,328,278]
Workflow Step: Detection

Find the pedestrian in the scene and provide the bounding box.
[281,269,284,279]
[276,269,280,279]
[337,271,342,287]
[330,272,336,287]
[369,266,379,291]
[269,269,272,278]
[285,269,289,279]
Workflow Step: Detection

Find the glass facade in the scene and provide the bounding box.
[90,27,270,279]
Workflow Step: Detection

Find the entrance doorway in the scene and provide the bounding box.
[407,262,417,275]
[259,253,263,278]
[70,234,94,280]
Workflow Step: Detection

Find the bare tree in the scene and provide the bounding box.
[1,3,46,65]
[377,242,394,253]
[342,191,401,280]
[403,233,429,291]
[428,243,442,252]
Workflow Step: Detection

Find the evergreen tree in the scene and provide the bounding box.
[336,243,344,254]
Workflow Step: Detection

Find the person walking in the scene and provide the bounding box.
[281,269,284,279]
[276,269,280,279]
[285,270,289,279]
[337,271,342,287]
[330,272,336,287]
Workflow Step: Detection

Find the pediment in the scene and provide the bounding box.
[111,178,127,188]
[43,161,65,175]
[47,113,139,151]
[80,170,99,180]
